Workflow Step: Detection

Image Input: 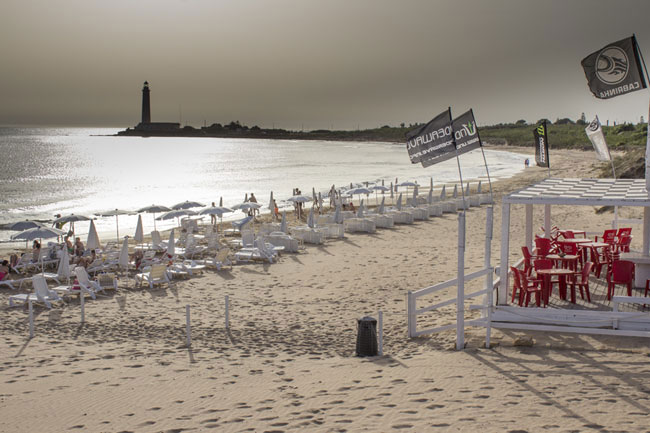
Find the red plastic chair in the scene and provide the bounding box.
[521,246,537,276]
[596,229,617,245]
[571,262,593,302]
[515,268,543,307]
[616,235,632,253]
[607,260,635,300]
[534,237,554,257]
[561,230,575,239]
[558,241,584,268]
[617,227,632,239]
[511,266,523,305]
[590,246,606,279]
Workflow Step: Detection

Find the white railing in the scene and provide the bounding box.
[407,207,494,349]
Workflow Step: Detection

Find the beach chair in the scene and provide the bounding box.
[97,273,118,291]
[150,231,166,251]
[8,275,63,308]
[263,232,303,253]
[0,277,28,290]
[224,216,253,236]
[135,264,171,289]
[12,254,38,274]
[75,267,103,297]
[198,248,234,270]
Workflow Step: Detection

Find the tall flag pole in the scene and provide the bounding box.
[466,109,494,203]
[533,121,551,177]
[581,35,648,188]
[586,115,618,227]
[448,108,468,210]
[634,35,650,191]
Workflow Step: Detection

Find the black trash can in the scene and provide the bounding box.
[356,316,378,357]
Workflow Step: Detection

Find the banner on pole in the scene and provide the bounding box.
[420,109,482,168]
[405,109,454,166]
[581,36,646,99]
[585,116,611,161]
[533,122,549,168]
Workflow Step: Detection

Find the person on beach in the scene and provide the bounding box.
[249,193,259,216]
[210,202,217,225]
[32,240,41,262]
[273,199,280,221]
[525,158,530,167]
[64,235,74,255]
[74,237,84,257]
[0,260,10,281]
[349,202,355,213]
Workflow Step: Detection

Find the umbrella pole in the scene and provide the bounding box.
[116,215,120,243]
[153,213,157,231]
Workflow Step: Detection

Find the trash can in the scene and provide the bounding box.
[356,316,378,357]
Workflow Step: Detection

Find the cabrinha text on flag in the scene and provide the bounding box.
[405,109,454,165]
[421,109,482,168]
[581,35,646,99]
[533,121,549,168]
[585,116,611,162]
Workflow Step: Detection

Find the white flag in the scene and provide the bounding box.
[585,116,611,162]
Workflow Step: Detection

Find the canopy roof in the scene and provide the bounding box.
[504,178,650,207]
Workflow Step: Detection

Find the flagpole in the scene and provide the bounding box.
[545,120,551,178]
[473,109,494,203]
[449,107,468,210]
[633,34,650,191]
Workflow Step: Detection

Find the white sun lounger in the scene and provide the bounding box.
[135,264,171,288]
[8,275,64,308]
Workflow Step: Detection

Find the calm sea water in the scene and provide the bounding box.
[0,127,528,242]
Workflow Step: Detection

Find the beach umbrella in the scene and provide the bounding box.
[307,206,315,228]
[287,195,312,203]
[11,226,65,241]
[357,200,365,218]
[244,193,248,202]
[219,197,223,207]
[95,209,135,243]
[137,204,171,231]
[412,188,418,207]
[3,220,47,231]
[57,247,71,284]
[232,202,262,213]
[430,177,434,192]
[346,187,372,206]
[280,211,287,233]
[199,206,233,232]
[399,181,418,197]
[440,185,447,200]
[428,188,433,205]
[268,191,274,210]
[478,181,482,194]
[157,209,197,227]
[466,182,471,195]
[334,204,343,224]
[378,197,386,214]
[171,200,205,210]
[414,184,419,198]
[396,193,403,211]
[134,215,144,243]
[167,229,175,257]
[318,192,323,211]
[312,187,317,203]
[453,184,458,199]
[371,185,390,205]
[86,219,101,251]
[118,236,130,285]
[390,182,394,203]
[53,214,91,236]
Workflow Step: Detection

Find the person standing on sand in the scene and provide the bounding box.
[249,193,259,216]
[210,202,217,225]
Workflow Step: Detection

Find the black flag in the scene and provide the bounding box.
[405,109,454,166]
[581,36,646,99]
[533,122,549,168]
[421,109,482,168]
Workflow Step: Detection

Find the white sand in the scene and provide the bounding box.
[2,146,650,432]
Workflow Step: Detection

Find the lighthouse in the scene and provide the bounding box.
[141,81,151,124]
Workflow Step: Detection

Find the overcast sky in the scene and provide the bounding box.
[2,0,650,129]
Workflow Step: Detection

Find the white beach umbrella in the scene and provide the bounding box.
[280,211,287,233]
[134,215,144,243]
[430,177,434,191]
[428,188,433,205]
[86,219,101,251]
[171,200,205,210]
[219,196,223,207]
[268,191,274,210]
[137,204,171,231]
[318,192,323,210]
[477,181,482,194]
[312,187,317,203]
[357,200,365,218]
[119,236,130,270]
[346,187,372,206]
[232,202,262,212]
[334,204,342,224]
[287,195,312,203]
[440,185,447,200]
[371,185,390,205]
[466,182,471,195]
[3,220,47,231]
[399,181,418,197]
[307,206,315,229]
[199,206,233,232]
[53,213,91,236]
[378,197,386,214]
[396,193,403,211]
[57,247,71,284]
[157,209,197,227]
[453,184,458,199]
[95,209,135,243]
[10,226,64,241]
[390,182,394,202]
[167,228,175,257]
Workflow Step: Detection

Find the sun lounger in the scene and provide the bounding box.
[74,267,103,298]
[196,248,234,270]
[8,275,63,308]
[290,227,325,245]
[135,264,171,288]
[344,218,376,233]
[264,232,302,253]
[223,216,254,236]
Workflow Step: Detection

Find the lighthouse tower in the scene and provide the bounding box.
[141,81,151,124]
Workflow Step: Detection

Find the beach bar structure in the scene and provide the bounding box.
[495,177,650,337]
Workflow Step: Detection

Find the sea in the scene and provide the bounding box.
[0,127,529,243]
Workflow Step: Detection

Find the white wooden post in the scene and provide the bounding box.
[642,207,650,256]
[544,204,551,239]
[28,300,34,339]
[407,291,415,337]
[525,204,533,252]
[484,207,493,349]
[80,291,85,323]
[456,212,466,350]
[225,295,230,329]
[498,202,511,305]
[378,310,383,356]
[185,304,191,347]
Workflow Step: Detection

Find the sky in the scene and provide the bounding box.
[2,0,650,129]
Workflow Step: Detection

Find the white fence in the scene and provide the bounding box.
[407,207,495,349]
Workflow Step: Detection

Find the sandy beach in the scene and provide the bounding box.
[2,145,650,433]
